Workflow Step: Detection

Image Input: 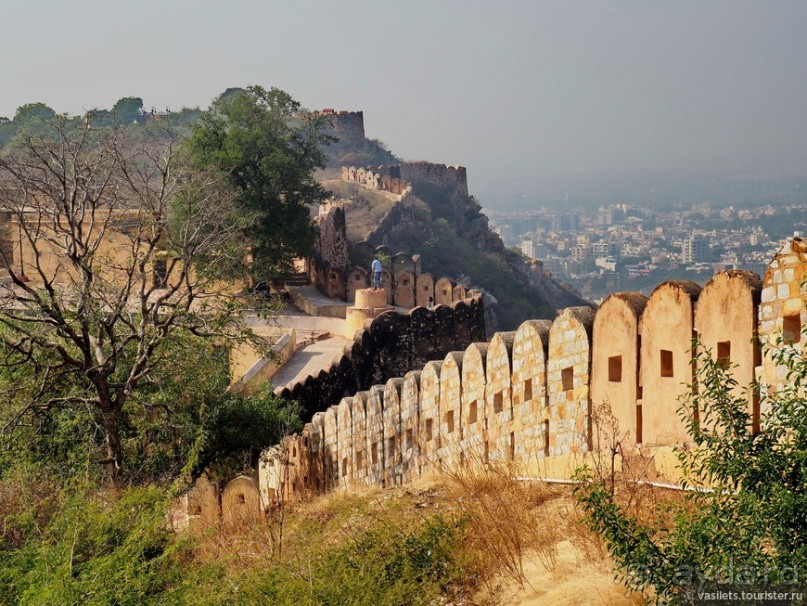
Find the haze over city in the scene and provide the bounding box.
[2,0,807,206]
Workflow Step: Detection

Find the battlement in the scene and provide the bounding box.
[341,165,410,196]
[398,162,468,196]
[309,206,474,312]
[341,161,468,197]
[175,238,806,525]
[256,239,804,503]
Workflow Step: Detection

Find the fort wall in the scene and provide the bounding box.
[180,238,807,527]
[310,205,477,310]
[318,109,365,142]
[341,161,467,198]
[276,295,486,419]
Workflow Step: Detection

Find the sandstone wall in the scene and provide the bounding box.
[694,271,761,429]
[758,238,807,394]
[278,296,486,419]
[511,320,551,461]
[310,206,474,309]
[183,244,805,525]
[639,281,701,446]
[398,162,468,196]
[321,109,365,142]
[260,264,791,501]
[591,294,646,444]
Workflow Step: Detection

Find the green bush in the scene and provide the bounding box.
[199,385,302,481]
[575,337,807,604]
[1,482,190,606]
[175,513,472,606]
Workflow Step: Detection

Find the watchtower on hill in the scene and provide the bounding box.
[319,109,365,143]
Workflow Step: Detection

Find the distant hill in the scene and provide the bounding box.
[320,125,590,329]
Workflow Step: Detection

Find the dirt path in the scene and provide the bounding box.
[493,540,640,606]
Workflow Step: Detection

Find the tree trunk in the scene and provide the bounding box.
[101,409,124,486]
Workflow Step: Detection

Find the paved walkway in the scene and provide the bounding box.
[245,291,351,392]
[269,334,352,392]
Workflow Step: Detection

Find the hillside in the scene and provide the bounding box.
[319,140,590,329]
[184,471,639,605]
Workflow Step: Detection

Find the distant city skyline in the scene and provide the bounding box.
[3,0,807,205]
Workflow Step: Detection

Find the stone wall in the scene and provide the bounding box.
[319,109,365,142]
[179,239,806,526]
[342,162,468,198]
[310,205,478,309]
[277,296,486,419]
[639,281,701,446]
[398,162,468,196]
[259,253,799,502]
[342,165,410,196]
[591,294,646,444]
[758,238,807,393]
[310,206,349,300]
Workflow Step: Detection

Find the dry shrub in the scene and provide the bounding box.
[441,455,564,592]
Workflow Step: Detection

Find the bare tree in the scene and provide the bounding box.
[0,119,256,483]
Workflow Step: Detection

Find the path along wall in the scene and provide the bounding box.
[176,239,806,527]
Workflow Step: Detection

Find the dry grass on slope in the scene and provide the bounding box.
[321,179,400,241]
[188,466,642,605]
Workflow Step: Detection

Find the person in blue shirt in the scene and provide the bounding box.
[371,258,382,289]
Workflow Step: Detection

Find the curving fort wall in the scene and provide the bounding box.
[179,239,806,527]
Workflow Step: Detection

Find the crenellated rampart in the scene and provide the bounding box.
[398,161,468,196]
[341,165,411,196]
[310,205,478,308]
[276,294,486,419]
[341,161,468,197]
[173,239,806,528]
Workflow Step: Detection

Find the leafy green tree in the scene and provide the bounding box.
[0,103,60,145]
[199,385,302,481]
[575,335,807,604]
[85,107,113,128]
[111,96,144,124]
[13,102,56,124]
[186,85,333,282]
[0,482,188,606]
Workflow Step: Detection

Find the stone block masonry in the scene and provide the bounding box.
[318,109,365,142]
[184,239,806,526]
[279,295,486,419]
[310,205,480,312]
[758,238,807,393]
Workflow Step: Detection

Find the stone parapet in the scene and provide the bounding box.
[177,241,805,525]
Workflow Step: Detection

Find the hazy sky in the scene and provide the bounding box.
[2,0,807,198]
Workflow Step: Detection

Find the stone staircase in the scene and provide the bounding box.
[284,271,309,288]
